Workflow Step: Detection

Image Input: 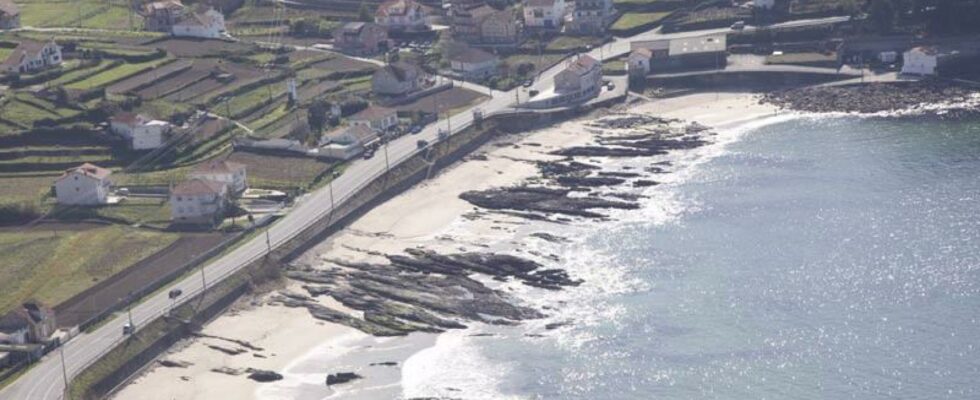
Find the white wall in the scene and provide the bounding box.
[55,173,109,205]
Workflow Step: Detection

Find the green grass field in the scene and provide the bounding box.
[0,93,82,134]
[611,12,671,31]
[66,58,172,90]
[16,0,141,30]
[0,225,179,314]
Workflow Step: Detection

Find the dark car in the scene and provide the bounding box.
[523,79,534,88]
[363,149,375,159]
[410,125,422,135]
[417,139,429,149]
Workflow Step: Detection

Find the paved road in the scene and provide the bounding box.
[0,15,851,400]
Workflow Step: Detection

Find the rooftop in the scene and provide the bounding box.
[351,105,397,121]
[172,178,226,196]
[61,162,112,181]
[668,34,727,56]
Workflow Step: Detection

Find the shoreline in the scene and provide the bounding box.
[111,91,781,400]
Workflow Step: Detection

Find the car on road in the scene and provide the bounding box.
[529,89,539,97]
[122,323,134,335]
[363,149,375,159]
[417,139,429,149]
[523,79,534,88]
[731,21,746,30]
[410,125,422,135]
[606,82,616,90]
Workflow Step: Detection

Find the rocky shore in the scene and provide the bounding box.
[762,80,980,117]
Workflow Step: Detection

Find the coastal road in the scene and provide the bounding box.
[0,15,851,400]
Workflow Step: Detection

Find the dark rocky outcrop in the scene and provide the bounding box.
[326,372,363,386]
[762,80,980,116]
[247,369,283,382]
[460,186,639,219]
[157,359,192,368]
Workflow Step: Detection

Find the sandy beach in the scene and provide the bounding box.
[112,92,778,400]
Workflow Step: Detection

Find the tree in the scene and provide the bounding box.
[869,0,896,33]
[307,99,329,133]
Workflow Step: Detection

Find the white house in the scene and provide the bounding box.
[375,0,429,32]
[171,7,225,39]
[188,159,247,194]
[170,178,228,224]
[54,163,112,205]
[349,106,399,132]
[901,46,955,76]
[319,125,379,160]
[555,54,602,96]
[523,0,565,29]
[753,0,775,10]
[0,0,20,29]
[0,39,61,75]
[109,113,172,150]
[371,61,426,96]
[447,44,499,80]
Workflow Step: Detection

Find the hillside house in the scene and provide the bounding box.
[54,163,112,205]
[0,39,62,75]
[372,61,427,96]
[555,54,602,97]
[171,6,225,39]
[333,22,390,55]
[452,5,521,46]
[627,47,652,77]
[319,125,379,160]
[901,46,958,76]
[523,0,565,30]
[189,159,247,194]
[0,302,56,345]
[447,44,499,80]
[568,0,615,35]
[349,106,399,132]
[376,0,429,32]
[170,178,228,224]
[109,112,172,150]
[141,0,185,32]
[0,0,20,29]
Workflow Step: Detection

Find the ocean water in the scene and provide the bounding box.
[403,115,980,399]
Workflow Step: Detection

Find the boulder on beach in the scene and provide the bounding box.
[247,369,283,382]
[326,372,363,386]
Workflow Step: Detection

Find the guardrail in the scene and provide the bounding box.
[56,107,500,400]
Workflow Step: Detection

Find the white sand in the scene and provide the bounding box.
[113,91,778,400]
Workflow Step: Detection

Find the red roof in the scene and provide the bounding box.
[60,163,112,181]
[172,178,226,196]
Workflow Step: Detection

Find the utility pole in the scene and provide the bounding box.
[60,345,72,400]
[200,262,207,291]
[265,229,272,253]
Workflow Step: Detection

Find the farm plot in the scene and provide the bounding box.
[106,59,193,94]
[133,60,219,99]
[66,58,173,90]
[227,151,335,190]
[0,93,82,135]
[163,62,266,104]
[16,0,136,29]
[147,38,257,58]
[393,87,489,116]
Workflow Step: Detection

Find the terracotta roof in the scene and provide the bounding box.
[339,21,367,33]
[142,0,183,14]
[61,163,112,181]
[377,61,421,82]
[567,54,598,74]
[630,48,653,58]
[193,159,246,175]
[0,0,19,17]
[172,178,226,196]
[447,44,497,64]
[351,105,396,121]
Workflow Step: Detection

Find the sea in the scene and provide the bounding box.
[400,114,980,399]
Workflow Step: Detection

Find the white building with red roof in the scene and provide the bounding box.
[170,178,228,224]
[348,105,399,132]
[54,163,113,205]
[523,0,565,29]
[109,112,172,150]
[375,0,429,32]
[189,159,247,194]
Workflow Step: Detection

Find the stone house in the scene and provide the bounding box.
[109,112,172,150]
[555,54,602,99]
[141,0,185,32]
[332,22,390,55]
[188,159,247,194]
[170,178,228,224]
[523,0,565,30]
[0,0,20,29]
[627,47,652,77]
[54,163,112,205]
[375,0,429,32]
[0,39,62,75]
[371,61,426,96]
[451,4,521,46]
[0,302,56,345]
[171,6,225,39]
